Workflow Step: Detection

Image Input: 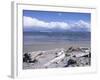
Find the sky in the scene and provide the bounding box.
[23,10,91,32]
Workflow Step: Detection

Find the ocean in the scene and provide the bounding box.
[23,32,90,45]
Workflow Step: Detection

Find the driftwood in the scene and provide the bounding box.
[23,53,38,63]
[23,47,91,69]
[64,59,76,67]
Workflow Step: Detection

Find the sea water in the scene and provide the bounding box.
[23,32,91,45]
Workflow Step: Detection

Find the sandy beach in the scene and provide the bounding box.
[23,10,91,70]
[23,41,91,69]
[23,41,90,53]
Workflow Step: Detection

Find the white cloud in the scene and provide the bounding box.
[24,16,48,28]
[24,16,90,31]
[24,16,70,29]
[70,20,90,31]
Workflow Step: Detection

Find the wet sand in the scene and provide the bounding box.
[23,41,90,53]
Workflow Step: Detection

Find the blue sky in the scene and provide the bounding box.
[23,10,91,32]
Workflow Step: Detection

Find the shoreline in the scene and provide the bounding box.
[23,41,90,52]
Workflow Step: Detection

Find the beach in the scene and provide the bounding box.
[23,10,91,70]
[23,32,91,69]
[23,41,90,53]
[23,41,91,69]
